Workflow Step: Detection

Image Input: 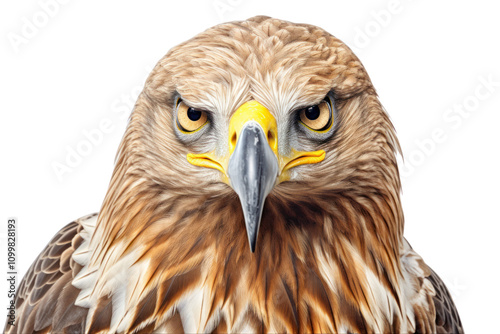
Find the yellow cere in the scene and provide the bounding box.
[228,101,278,155]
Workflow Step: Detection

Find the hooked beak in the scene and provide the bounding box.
[227,120,279,252]
[187,101,325,252]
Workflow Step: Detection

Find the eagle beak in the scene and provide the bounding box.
[226,101,279,252]
[187,100,326,252]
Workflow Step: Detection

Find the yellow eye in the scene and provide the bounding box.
[299,100,333,132]
[176,101,208,133]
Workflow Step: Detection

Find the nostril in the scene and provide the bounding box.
[267,130,276,147]
[230,132,237,147]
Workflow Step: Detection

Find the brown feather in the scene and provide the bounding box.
[428,269,464,333]
[4,216,90,333]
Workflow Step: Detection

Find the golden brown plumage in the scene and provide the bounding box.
[5,16,463,333]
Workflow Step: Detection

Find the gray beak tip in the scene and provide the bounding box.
[246,216,259,253]
[250,240,256,253]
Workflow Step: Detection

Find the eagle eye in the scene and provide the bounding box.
[176,100,208,133]
[299,98,333,132]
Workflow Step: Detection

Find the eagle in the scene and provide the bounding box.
[5,16,463,333]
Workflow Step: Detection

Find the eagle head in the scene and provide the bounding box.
[102,16,401,258]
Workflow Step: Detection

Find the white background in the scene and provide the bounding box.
[1,0,499,331]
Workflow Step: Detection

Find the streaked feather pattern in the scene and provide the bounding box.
[5,16,463,333]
